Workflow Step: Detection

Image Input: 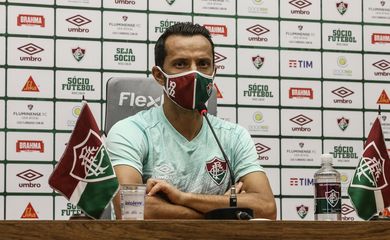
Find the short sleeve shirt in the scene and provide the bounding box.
[106,106,263,195]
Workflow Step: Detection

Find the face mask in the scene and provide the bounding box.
[156,66,214,110]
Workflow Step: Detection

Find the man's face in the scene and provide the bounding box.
[162,34,214,76]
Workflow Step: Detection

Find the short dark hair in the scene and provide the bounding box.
[154,22,215,68]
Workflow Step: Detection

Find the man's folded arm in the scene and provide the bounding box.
[182,171,277,219]
[113,165,202,219]
[147,171,277,220]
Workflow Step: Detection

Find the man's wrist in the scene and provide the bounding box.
[179,191,192,207]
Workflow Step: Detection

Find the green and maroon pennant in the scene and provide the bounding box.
[49,102,119,219]
[348,116,390,220]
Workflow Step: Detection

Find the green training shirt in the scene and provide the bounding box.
[106,106,263,195]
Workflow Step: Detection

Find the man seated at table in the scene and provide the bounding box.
[106,22,276,219]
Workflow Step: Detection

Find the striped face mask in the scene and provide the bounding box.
[156,66,214,110]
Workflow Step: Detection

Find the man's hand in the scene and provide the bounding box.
[224,182,244,195]
[146,179,186,206]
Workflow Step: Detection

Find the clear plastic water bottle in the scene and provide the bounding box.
[314,154,341,221]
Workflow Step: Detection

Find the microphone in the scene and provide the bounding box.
[197,104,253,220]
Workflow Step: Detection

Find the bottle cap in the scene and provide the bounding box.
[321,153,333,164]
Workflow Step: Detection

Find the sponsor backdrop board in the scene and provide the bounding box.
[0,0,389,220]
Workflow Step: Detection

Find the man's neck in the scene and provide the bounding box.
[162,97,203,141]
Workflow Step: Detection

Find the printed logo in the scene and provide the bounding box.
[337,117,349,131]
[253,111,264,123]
[341,203,355,215]
[290,177,298,186]
[246,24,269,36]
[28,104,33,110]
[22,76,40,92]
[289,88,313,99]
[255,143,270,154]
[205,157,227,185]
[17,169,43,182]
[255,143,270,160]
[377,90,390,104]
[290,114,313,132]
[214,52,227,63]
[246,24,269,42]
[332,87,354,104]
[252,55,264,69]
[66,15,91,27]
[114,48,136,65]
[155,164,174,175]
[296,204,309,219]
[290,114,313,126]
[372,33,390,44]
[17,43,44,62]
[62,76,96,93]
[17,169,43,188]
[60,203,82,217]
[72,105,82,118]
[66,14,92,34]
[373,60,390,77]
[17,14,45,27]
[21,203,39,219]
[332,56,353,77]
[16,140,44,152]
[290,177,314,186]
[332,87,354,98]
[337,56,348,68]
[328,29,357,44]
[341,203,355,221]
[70,129,116,182]
[289,0,312,15]
[122,16,128,21]
[325,189,340,207]
[351,141,388,190]
[203,24,228,37]
[330,145,359,160]
[373,59,390,71]
[288,59,313,68]
[214,84,223,98]
[381,1,386,7]
[166,0,175,5]
[72,47,85,62]
[336,1,348,15]
[119,92,162,107]
[114,0,137,5]
[289,0,312,9]
[244,83,274,98]
[252,0,263,4]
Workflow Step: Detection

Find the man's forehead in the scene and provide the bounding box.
[164,34,213,56]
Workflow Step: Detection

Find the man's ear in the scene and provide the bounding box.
[152,66,165,86]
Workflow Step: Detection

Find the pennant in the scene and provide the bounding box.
[348,116,390,220]
[49,103,119,219]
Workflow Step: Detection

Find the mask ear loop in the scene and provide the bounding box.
[155,66,170,90]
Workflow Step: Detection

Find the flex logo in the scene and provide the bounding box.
[119,92,162,107]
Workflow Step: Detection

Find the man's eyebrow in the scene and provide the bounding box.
[171,57,188,62]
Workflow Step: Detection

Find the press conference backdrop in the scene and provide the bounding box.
[0,0,389,220]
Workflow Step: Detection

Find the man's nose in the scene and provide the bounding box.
[190,62,197,71]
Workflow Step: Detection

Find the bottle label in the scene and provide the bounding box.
[314,182,341,214]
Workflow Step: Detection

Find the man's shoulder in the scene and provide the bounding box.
[110,107,162,133]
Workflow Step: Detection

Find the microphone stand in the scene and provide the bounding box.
[199,106,253,220]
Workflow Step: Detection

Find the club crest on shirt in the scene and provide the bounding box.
[205,157,227,185]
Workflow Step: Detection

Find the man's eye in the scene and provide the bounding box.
[174,62,186,68]
[199,61,211,68]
